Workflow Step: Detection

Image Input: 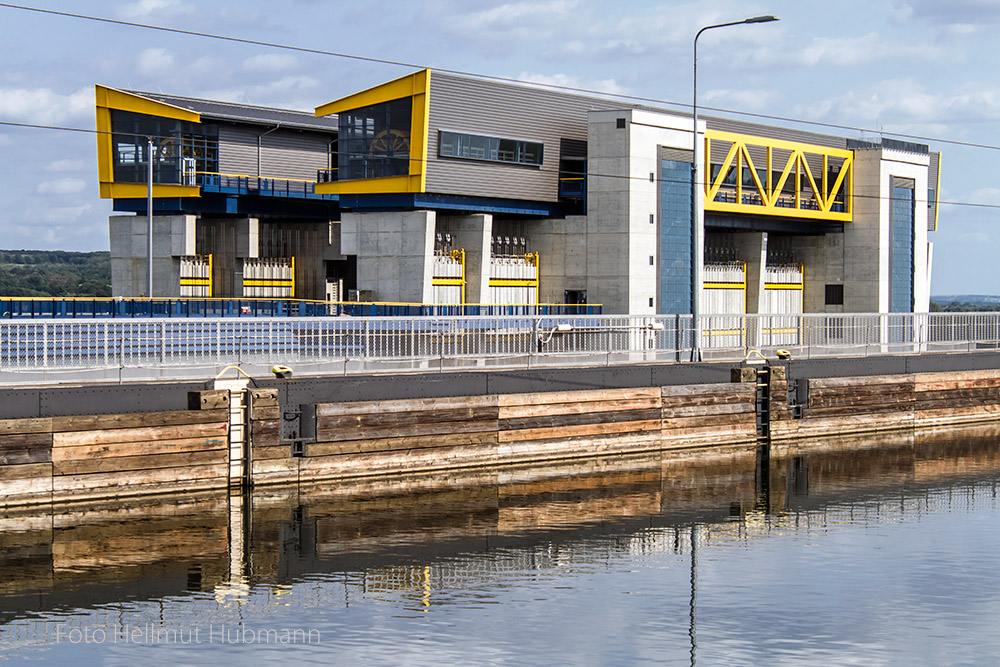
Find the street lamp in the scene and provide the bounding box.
[691,15,779,361]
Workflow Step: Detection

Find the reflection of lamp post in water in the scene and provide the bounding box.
[689,523,698,667]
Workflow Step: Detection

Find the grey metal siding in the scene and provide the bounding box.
[261,129,331,182]
[426,73,622,202]
[218,125,258,176]
[219,125,332,180]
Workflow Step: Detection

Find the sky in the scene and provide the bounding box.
[1,0,999,295]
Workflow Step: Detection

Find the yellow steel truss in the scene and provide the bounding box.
[704,130,853,223]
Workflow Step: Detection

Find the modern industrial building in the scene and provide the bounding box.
[96,69,941,315]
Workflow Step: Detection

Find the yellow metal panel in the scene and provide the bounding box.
[489,279,537,287]
[314,70,430,117]
[933,153,942,231]
[100,183,201,199]
[95,105,113,185]
[314,70,429,195]
[315,174,417,195]
[703,282,747,289]
[708,200,852,222]
[763,283,804,290]
[705,129,852,159]
[95,85,200,122]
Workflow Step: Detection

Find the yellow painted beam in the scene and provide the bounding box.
[706,129,852,159]
[96,85,200,122]
[99,183,201,199]
[489,279,538,287]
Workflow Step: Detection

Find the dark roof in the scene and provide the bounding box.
[126,90,339,132]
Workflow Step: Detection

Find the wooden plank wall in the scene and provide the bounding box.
[0,391,231,506]
[275,384,757,485]
[771,368,1000,441]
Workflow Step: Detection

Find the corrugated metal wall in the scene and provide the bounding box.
[426,73,622,202]
[218,124,332,180]
[763,265,804,315]
[261,129,331,181]
[218,125,258,176]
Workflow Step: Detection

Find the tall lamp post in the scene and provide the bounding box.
[691,15,779,361]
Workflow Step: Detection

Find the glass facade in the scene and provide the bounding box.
[659,159,694,314]
[439,131,543,167]
[337,98,412,181]
[110,110,218,185]
[890,183,915,312]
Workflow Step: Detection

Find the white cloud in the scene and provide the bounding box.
[47,159,87,172]
[703,88,775,111]
[137,48,176,77]
[454,0,579,30]
[517,72,629,96]
[968,187,1000,206]
[39,203,93,224]
[0,87,93,125]
[118,0,194,20]
[243,54,298,73]
[36,178,87,195]
[750,33,944,69]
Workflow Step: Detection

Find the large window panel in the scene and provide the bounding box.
[439,131,543,167]
[337,98,412,181]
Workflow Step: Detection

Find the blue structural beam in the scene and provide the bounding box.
[339,193,564,217]
[113,193,340,219]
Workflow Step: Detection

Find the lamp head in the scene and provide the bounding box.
[744,15,780,23]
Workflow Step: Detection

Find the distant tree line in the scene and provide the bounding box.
[929,301,1000,312]
[0,250,111,297]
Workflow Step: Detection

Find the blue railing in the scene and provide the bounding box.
[197,173,338,200]
[0,298,602,319]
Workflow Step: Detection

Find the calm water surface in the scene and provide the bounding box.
[3,427,1000,665]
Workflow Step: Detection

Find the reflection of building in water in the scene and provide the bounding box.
[3,427,1000,651]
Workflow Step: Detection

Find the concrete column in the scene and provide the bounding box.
[341,210,436,303]
[109,213,195,297]
[733,232,767,313]
[235,217,259,259]
[449,214,493,304]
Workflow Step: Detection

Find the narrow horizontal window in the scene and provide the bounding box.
[438,130,543,167]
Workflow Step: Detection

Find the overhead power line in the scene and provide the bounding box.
[1,2,1000,153]
[0,117,988,212]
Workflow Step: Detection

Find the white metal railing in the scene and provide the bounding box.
[2,312,1000,374]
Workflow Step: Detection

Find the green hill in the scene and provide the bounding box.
[0,250,111,297]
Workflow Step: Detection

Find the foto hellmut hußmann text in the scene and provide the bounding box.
[53,623,321,645]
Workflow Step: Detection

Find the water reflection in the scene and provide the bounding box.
[2,425,1000,664]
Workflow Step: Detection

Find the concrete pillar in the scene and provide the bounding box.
[449,214,492,304]
[235,217,259,259]
[733,232,767,313]
[109,213,195,297]
[341,210,436,303]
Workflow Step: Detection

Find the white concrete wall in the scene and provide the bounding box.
[586,108,701,314]
[444,213,492,304]
[340,210,436,304]
[109,214,195,297]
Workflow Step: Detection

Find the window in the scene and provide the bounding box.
[649,255,655,266]
[110,110,218,185]
[825,284,844,306]
[616,118,626,129]
[338,98,412,181]
[438,131,543,167]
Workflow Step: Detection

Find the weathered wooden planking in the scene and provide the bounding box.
[51,464,228,499]
[662,383,756,398]
[913,369,1000,387]
[51,421,228,448]
[0,418,53,436]
[317,418,499,443]
[497,432,664,464]
[249,388,279,407]
[0,462,53,501]
[53,449,227,476]
[308,431,499,457]
[188,390,230,410]
[662,412,755,429]
[298,443,503,482]
[51,435,227,462]
[498,419,661,444]
[660,392,753,409]
[251,445,293,460]
[320,406,499,430]
[805,404,917,418]
[49,409,229,433]
[0,433,53,465]
[661,403,754,419]
[499,408,662,432]
[912,387,1000,403]
[808,384,915,401]
[808,374,915,389]
[808,392,916,410]
[251,419,280,447]
[316,394,498,417]
[915,404,1000,421]
[250,405,281,421]
[499,387,660,408]
[498,396,661,419]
